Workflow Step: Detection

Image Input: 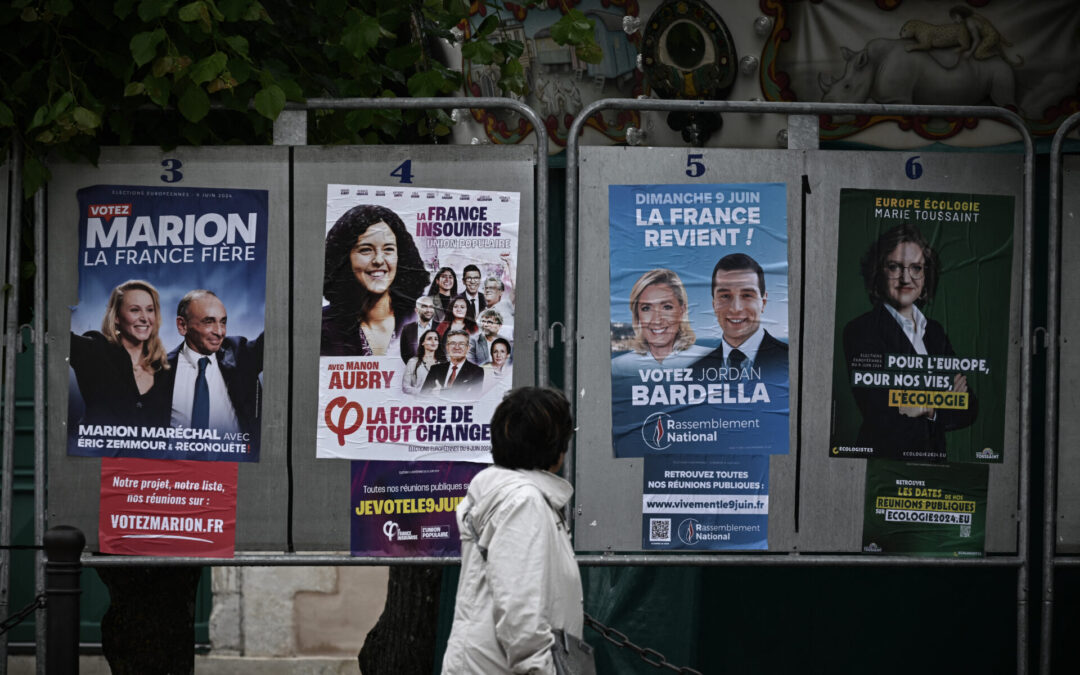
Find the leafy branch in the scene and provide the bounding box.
[0,0,602,195]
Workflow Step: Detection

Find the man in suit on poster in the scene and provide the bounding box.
[400,295,438,363]
[693,253,788,384]
[422,329,484,399]
[455,264,486,320]
[166,289,264,439]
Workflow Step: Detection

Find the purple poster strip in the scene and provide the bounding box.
[350,460,486,557]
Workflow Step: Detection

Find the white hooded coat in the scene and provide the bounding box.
[441,466,583,674]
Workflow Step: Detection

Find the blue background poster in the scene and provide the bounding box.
[610,183,789,457]
[68,185,268,462]
[642,455,769,550]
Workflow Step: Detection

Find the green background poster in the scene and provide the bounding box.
[829,188,1014,463]
[862,460,988,557]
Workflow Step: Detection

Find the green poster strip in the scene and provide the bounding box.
[829,188,1013,463]
[862,460,988,557]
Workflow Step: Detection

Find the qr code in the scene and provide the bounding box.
[649,518,671,543]
[960,525,971,538]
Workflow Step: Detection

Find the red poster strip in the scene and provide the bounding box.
[99,458,237,557]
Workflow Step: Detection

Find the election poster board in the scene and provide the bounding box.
[642,455,769,550]
[609,182,789,457]
[316,185,518,462]
[829,188,1013,463]
[67,184,268,463]
[99,458,238,557]
[862,460,987,557]
[350,460,485,557]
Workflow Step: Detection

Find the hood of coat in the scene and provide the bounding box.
[458,466,573,547]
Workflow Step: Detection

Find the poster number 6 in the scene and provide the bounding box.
[905,156,923,180]
[686,154,705,178]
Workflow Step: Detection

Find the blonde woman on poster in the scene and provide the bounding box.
[611,268,708,376]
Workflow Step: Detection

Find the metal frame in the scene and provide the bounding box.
[1,97,1038,671]
[1039,110,1080,675]
[1,138,23,675]
[563,100,1034,673]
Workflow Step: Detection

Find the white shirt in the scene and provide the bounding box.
[884,303,928,354]
[491,298,514,328]
[171,343,240,432]
[463,292,482,316]
[721,326,767,367]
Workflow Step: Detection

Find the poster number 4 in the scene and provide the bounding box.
[391,160,414,184]
[686,154,705,178]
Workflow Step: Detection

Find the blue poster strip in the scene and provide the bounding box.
[609,183,789,457]
[642,455,769,551]
[351,460,486,557]
[68,185,268,462]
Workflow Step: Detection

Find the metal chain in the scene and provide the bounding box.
[583,612,704,674]
[0,594,46,636]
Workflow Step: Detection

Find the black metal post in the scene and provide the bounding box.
[44,526,84,675]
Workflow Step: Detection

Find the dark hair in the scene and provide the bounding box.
[491,387,573,471]
[437,298,479,337]
[490,337,511,358]
[417,328,446,362]
[176,289,219,320]
[427,266,458,297]
[323,205,429,326]
[711,253,765,296]
[859,223,939,306]
[462,264,481,280]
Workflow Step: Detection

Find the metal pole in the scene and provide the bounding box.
[1039,111,1080,674]
[44,526,84,675]
[34,186,47,674]
[0,135,24,675]
[77,551,1026,567]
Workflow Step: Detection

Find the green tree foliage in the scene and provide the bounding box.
[0,0,598,196]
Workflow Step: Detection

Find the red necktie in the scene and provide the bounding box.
[447,363,458,387]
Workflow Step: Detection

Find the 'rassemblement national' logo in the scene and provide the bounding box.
[642,412,673,450]
[678,518,700,545]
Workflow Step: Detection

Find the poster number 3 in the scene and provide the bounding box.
[161,158,183,183]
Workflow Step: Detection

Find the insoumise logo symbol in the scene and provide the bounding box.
[642,412,673,450]
[382,520,399,541]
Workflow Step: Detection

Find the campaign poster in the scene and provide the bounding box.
[67,185,268,462]
[99,458,238,557]
[609,183,789,457]
[829,188,1013,463]
[316,185,518,462]
[642,454,769,550]
[862,460,987,557]
[350,460,485,557]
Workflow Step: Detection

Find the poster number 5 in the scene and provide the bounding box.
[686,154,705,178]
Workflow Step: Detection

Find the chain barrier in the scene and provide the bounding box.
[584,612,703,674]
[0,594,46,636]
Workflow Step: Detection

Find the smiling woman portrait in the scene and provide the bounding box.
[611,268,708,376]
[69,279,172,429]
[843,223,978,454]
[321,205,430,356]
